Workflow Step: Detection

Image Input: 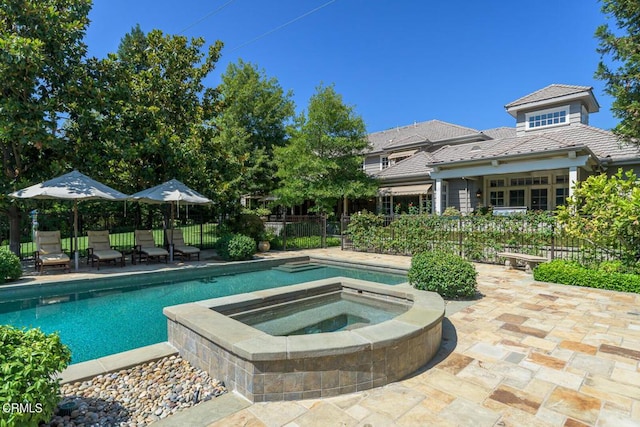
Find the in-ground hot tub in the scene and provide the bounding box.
[164,277,444,402]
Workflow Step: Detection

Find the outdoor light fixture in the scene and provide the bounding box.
[476,189,482,199]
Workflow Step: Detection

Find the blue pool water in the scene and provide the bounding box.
[0,266,406,363]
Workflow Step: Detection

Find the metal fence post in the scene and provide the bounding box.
[550,220,555,260]
[282,211,287,251]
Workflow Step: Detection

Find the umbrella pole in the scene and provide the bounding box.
[74,200,79,271]
[169,202,175,262]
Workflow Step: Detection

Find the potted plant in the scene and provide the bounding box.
[258,229,275,252]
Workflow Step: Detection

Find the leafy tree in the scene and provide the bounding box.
[64,27,224,196]
[556,169,640,264]
[0,0,92,254]
[595,0,640,142]
[216,60,294,199]
[273,83,378,215]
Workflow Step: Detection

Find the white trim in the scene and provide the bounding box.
[434,179,442,215]
[430,155,590,180]
[525,105,570,131]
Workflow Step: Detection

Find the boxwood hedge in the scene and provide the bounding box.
[533,260,640,293]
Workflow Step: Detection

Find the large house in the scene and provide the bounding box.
[363,84,640,215]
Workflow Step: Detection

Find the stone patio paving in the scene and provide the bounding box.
[212,248,640,427]
[13,247,640,426]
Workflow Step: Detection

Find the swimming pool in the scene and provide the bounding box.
[0,264,406,363]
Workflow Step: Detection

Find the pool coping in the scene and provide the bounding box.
[164,278,443,362]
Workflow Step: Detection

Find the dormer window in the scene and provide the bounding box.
[525,106,569,130]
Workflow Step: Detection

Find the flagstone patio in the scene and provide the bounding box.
[210,248,640,427]
[12,247,640,426]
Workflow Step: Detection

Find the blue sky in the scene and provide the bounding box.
[85,0,616,134]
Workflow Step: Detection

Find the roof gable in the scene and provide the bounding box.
[376,151,433,179]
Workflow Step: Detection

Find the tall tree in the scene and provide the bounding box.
[0,0,92,253]
[64,27,224,196]
[215,60,294,198]
[595,0,640,142]
[273,84,377,215]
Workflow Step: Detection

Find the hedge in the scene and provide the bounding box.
[533,260,640,293]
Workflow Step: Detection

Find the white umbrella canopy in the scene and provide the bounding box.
[9,170,129,270]
[128,179,212,261]
[128,179,211,205]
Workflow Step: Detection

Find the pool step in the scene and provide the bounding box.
[273,261,323,273]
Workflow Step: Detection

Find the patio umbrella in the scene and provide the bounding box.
[9,170,128,271]
[128,179,212,261]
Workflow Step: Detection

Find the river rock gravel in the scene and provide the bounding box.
[42,355,226,426]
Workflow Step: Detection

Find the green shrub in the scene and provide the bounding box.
[533,259,640,293]
[408,250,478,299]
[0,325,71,426]
[228,213,264,242]
[0,249,21,284]
[215,234,255,261]
[271,236,341,250]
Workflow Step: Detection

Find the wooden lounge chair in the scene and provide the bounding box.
[134,229,169,264]
[167,228,200,261]
[87,230,125,270]
[34,230,70,273]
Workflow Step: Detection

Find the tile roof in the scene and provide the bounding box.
[430,124,639,164]
[481,127,517,139]
[376,151,433,179]
[505,84,592,108]
[367,120,481,153]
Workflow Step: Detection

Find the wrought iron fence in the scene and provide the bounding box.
[1,211,220,259]
[267,215,338,250]
[341,214,625,265]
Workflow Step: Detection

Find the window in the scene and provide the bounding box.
[525,107,569,130]
[489,179,505,188]
[509,189,525,206]
[531,189,548,211]
[381,196,392,215]
[490,191,505,207]
[510,176,548,186]
[555,174,569,184]
[381,156,389,170]
[555,187,569,207]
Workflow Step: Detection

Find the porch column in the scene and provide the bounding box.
[434,179,443,215]
[418,194,423,214]
[568,166,578,197]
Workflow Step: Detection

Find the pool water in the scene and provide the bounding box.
[0,266,406,363]
[235,291,409,336]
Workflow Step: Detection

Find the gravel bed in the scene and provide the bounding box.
[42,355,226,426]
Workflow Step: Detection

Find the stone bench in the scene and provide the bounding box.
[496,252,548,273]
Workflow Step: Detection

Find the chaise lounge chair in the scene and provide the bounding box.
[34,230,71,273]
[166,228,200,261]
[134,229,169,264]
[87,230,125,270]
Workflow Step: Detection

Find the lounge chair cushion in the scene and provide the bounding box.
[39,253,70,265]
[38,232,63,255]
[135,230,169,255]
[168,229,200,256]
[140,246,169,257]
[87,231,113,251]
[91,249,123,261]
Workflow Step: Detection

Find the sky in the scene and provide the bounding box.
[84,0,618,134]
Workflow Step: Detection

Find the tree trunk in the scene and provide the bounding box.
[8,205,21,257]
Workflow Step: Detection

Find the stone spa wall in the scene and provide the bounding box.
[164,278,444,402]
